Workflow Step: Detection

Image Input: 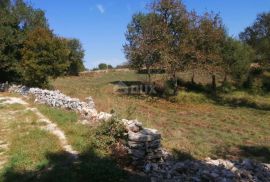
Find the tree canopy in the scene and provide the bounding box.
[0,0,85,87]
[240,12,270,67]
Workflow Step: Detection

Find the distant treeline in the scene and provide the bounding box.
[124,0,270,94]
[0,0,85,88]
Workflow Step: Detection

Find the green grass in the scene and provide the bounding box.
[0,103,63,182]
[36,105,145,182]
[37,105,91,153]
[0,95,141,181]
[170,91,210,104]
[53,71,270,162]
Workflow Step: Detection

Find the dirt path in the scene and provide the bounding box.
[0,96,78,169]
[0,109,10,170]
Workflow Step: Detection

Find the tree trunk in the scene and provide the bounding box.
[191,71,195,84]
[147,68,151,84]
[173,72,178,96]
[212,74,216,92]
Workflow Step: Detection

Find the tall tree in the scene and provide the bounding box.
[0,0,22,82]
[124,13,166,83]
[66,39,85,76]
[195,13,226,91]
[0,0,48,83]
[151,0,197,94]
[240,12,270,67]
[21,28,69,87]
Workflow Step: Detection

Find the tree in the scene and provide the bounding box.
[98,63,108,70]
[151,0,196,94]
[0,0,49,83]
[0,1,22,82]
[195,13,226,91]
[66,39,85,76]
[21,28,69,87]
[124,12,166,83]
[222,37,255,85]
[240,12,270,67]
[108,65,113,69]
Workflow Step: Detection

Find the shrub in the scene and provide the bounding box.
[93,117,127,150]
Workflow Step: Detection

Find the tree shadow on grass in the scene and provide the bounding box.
[214,145,270,163]
[239,146,270,163]
[171,148,195,161]
[111,79,270,111]
[2,147,150,182]
[178,80,270,111]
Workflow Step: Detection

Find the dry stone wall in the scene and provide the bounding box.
[1,83,270,181]
[1,83,165,166]
[7,85,98,119]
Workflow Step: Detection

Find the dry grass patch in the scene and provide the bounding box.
[52,71,270,161]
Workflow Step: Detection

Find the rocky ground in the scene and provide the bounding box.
[145,158,270,182]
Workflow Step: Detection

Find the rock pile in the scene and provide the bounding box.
[145,158,270,181]
[7,85,97,119]
[122,119,164,166]
[95,113,165,167]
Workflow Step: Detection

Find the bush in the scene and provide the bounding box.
[220,81,236,93]
[93,117,127,150]
[162,80,175,97]
[220,91,270,110]
[243,69,267,94]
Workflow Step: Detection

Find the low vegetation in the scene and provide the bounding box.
[0,95,146,181]
[53,71,270,162]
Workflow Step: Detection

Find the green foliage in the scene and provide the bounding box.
[124,12,165,83]
[90,116,127,153]
[170,91,209,104]
[98,63,108,70]
[66,39,85,76]
[124,0,227,90]
[108,64,113,69]
[0,0,85,87]
[95,117,126,141]
[0,0,49,83]
[240,12,270,66]
[21,28,70,88]
[222,38,255,85]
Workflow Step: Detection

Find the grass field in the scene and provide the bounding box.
[53,70,270,162]
[0,95,145,181]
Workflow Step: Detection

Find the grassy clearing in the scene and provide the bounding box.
[53,71,270,162]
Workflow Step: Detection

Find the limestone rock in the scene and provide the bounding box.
[97,112,112,121]
[128,129,161,142]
